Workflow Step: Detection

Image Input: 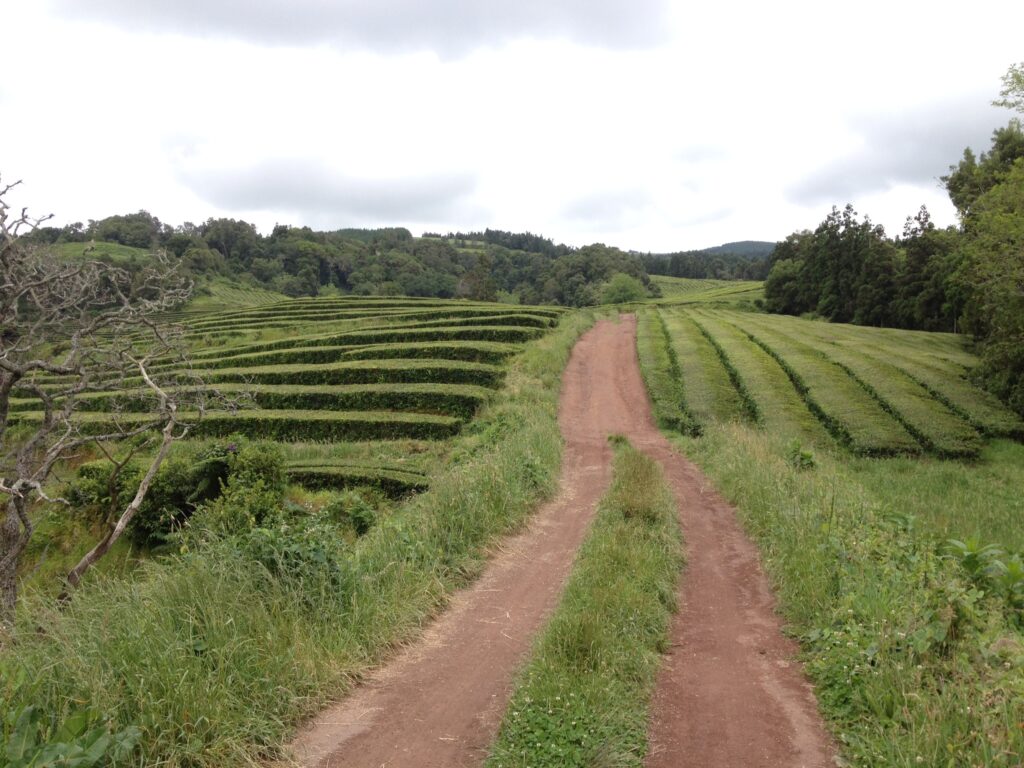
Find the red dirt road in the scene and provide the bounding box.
[287,316,835,768]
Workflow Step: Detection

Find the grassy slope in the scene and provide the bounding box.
[652,276,765,310]
[4,312,595,766]
[637,306,1024,766]
[486,440,682,768]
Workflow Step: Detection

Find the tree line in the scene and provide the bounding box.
[26,217,658,307]
[763,63,1024,415]
[641,249,772,281]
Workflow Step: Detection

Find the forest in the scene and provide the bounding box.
[25,216,662,307]
[640,243,774,281]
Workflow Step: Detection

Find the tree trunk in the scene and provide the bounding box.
[0,499,24,631]
[61,420,178,600]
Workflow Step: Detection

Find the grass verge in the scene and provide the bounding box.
[673,422,1024,766]
[1,311,596,767]
[485,439,683,768]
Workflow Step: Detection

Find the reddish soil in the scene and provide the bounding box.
[287,316,835,768]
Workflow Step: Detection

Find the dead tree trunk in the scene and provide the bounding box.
[61,419,181,598]
[0,496,30,630]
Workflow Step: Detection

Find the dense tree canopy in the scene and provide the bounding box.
[959,158,1024,413]
[641,249,771,281]
[27,216,657,307]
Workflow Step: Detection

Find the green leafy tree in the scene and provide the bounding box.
[994,62,1024,114]
[600,272,647,304]
[958,158,1024,413]
[943,120,1024,217]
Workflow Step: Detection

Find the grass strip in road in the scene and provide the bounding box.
[636,310,701,436]
[4,312,595,767]
[486,439,683,768]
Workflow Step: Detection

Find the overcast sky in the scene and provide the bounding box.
[2,0,1021,252]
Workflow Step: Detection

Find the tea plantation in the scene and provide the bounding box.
[638,305,1023,459]
[12,295,563,496]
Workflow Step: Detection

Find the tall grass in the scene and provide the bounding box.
[486,440,683,768]
[2,312,596,767]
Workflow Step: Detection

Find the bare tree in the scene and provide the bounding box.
[0,177,213,629]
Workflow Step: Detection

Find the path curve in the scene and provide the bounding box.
[287,316,835,768]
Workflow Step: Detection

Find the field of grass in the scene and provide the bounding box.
[637,304,1024,766]
[54,241,152,264]
[651,276,764,308]
[643,304,1021,468]
[685,310,830,447]
[734,313,984,457]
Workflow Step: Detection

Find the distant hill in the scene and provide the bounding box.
[701,241,775,258]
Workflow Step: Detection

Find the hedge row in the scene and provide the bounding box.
[184,303,560,329]
[284,465,430,496]
[337,341,519,365]
[159,339,520,373]
[184,308,555,335]
[14,409,464,442]
[184,324,542,363]
[198,359,505,389]
[397,313,556,330]
[739,328,919,456]
[83,359,505,393]
[635,311,701,436]
[689,316,760,423]
[179,331,531,372]
[13,384,492,420]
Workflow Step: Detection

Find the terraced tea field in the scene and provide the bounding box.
[640,306,1024,458]
[651,275,764,307]
[14,295,563,495]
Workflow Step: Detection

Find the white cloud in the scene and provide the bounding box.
[48,0,670,57]
[3,0,1022,250]
[179,158,478,223]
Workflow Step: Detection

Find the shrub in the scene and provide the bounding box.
[600,273,648,304]
[785,439,816,470]
[229,515,350,596]
[127,442,235,546]
[323,489,380,536]
[63,437,287,547]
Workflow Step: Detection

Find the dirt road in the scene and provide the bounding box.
[288,316,834,768]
